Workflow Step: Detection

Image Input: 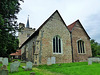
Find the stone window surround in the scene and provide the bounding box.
[52,35,63,54]
[76,38,86,54]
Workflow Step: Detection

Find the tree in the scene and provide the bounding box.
[0,0,23,57]
[90,39,100,57]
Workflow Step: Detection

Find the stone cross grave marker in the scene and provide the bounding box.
[2,58,8,66]
[10,63,18,72]
[51,57,56,64]
[25,61,32,70]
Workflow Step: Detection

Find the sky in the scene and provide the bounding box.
[17,0,100,43]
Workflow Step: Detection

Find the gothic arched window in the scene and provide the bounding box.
[53,35,62,54]
[77,40,85,53]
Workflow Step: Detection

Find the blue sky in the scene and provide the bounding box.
[17,0,100,43]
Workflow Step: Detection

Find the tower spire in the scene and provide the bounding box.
[26,15,30,28]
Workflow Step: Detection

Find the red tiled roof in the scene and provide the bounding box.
[10,50,21,56]
[67,20,79,31]
[67,19,90,39]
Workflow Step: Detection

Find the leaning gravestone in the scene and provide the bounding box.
[51,57,56,64]
[10,63,18,72]
[0,57,3,64]
[47,58,51,65]
[25,61,32,70]
[2,58,8,66]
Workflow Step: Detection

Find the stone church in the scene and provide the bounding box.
[19,10,92,65]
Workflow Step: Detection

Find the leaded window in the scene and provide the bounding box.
[77,40,85,53]
[53,36,62,53]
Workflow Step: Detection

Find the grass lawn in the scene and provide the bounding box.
[37,62,100,75]
[0,62,100,75]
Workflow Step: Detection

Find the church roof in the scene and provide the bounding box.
[67,20,78,32]
[19,10,69,49]
[19,10,90,49]
[35,10,69,32]
[67,20,90,39]
[10,50,21,56]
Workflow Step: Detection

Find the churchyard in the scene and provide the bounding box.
[1,57,100,75]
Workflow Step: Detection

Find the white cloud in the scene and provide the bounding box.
[17,0,100,43]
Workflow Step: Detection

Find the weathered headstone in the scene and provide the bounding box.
[88,57,100,65]
[10,63,18,72]
[0,70,8,75]
[14,61,20,67]
[0,57,3,64]
[92,58,100,62]
[25,61,32,70]
[47,58,51,65]
[1,65,7,70]
[88,58,92,65]
[2,58,8,66]
[51,57,56,64]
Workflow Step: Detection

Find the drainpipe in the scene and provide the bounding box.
[70,32,74,62]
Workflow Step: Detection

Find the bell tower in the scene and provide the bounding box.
[18,16,35,47]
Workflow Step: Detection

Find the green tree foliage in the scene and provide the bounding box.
[0,0,23,57]
[91,39,100,57]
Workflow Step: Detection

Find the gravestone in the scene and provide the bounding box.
[47,58,51,65]
[25,61,32,70]
[88,57,100,65]
[51,57,56,64]
[0,57,3,64]
[88,58,92,65]
[92,58,100,62]
[2,58,8,66]
[14,61,20,67]
[10,63,18,72]
[0,70,8,75]
[1,65,7,70]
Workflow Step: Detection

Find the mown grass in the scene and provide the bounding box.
[37,62,100,75]
[1,62,100,75]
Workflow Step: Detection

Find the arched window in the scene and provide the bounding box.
[77,40,85,53]
[53,35,62,53]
